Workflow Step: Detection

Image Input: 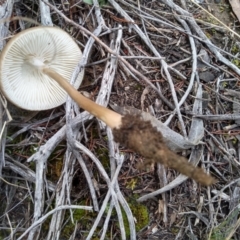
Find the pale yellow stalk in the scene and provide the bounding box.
[42,68,122,129]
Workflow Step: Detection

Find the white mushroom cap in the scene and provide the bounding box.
[0,26,84,111]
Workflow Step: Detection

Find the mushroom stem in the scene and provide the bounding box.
[42,67,122,129]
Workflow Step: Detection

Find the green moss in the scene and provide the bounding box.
[208,206,240,240]
[95,146,109,169]
[134,83,143,91]
[118,198,149,237]
[46,142,66,181]
[205,31,212,39]
[47,156,64,181]
[232,59,240,68]
[221,81,228,88]
[87,127,110,170]
[171,227,180,234]
[131,202,149,232]
[231,45,240,69]
[231,44,240,55]
[126,178,138,190]
[232,137,238,144]
[44,197,149,239]
[61,201,97,239]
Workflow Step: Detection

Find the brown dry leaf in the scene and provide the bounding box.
[229,0,240,22]
[194,196,204,226]
[170,212,177,226]
[140,86,150,110]
[155,199,165,215]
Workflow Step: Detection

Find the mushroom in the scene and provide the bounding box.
[0,26,215,186]
[0,26,84,111]
[0,26,121,128]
